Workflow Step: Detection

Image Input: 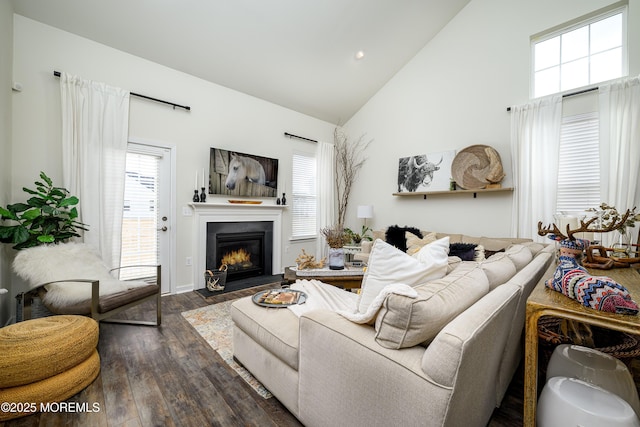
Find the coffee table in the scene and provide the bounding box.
[524,265,640,426]
[284,265,365,289]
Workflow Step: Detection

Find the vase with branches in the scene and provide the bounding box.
[334,127,373,228]
[321,225,350,270]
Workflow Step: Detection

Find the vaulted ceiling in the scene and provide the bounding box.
[10,0,471,123]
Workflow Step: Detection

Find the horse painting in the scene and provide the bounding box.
[225,153,266,190]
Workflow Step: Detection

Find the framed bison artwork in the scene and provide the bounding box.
[209,148,278,197]
[397,150,456,193]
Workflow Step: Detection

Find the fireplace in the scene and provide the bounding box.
[190,202,283,293]
[206,221,273,282]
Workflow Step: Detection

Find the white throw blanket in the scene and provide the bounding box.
[288,280,417,324]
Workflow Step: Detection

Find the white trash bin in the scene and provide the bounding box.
[546,344,640,416]
[538,377,640,427]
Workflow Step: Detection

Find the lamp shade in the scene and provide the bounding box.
[357,205,373,219]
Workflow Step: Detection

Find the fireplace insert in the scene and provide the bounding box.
[206,221,273,282]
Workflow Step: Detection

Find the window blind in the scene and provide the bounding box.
[120,152,159,280]
[291,152,317,239]
[556,112,600,213]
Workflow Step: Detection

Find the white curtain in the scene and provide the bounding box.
[316,140,335,258]
[510,95,563,241]
[60,73,130,269]
[599,75,640,246]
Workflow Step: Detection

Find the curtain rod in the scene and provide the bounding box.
[284,132,317,143]
[506,86,598,112]
[53,71,191,111]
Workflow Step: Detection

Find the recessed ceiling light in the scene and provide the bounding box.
[355,50,365,60]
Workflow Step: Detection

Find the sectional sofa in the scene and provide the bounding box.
[231,232,554,426]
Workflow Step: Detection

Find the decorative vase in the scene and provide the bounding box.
[328,247,345,270]
[281,193,287,205]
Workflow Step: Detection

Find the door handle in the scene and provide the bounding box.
[158,226,168,232]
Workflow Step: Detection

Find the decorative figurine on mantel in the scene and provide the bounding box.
[193,189,200,203]
[537,211,639,315]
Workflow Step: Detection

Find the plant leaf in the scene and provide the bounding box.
[37,235,55,243]
[0,207,18,220]
[40,172,53,187]
[20,208,41,220]
[27,196,46,207]
[13,226,30,244]
[0,226,17,240]
[22,187,40,195]
[59,196,79,207]
[8,203,31,213]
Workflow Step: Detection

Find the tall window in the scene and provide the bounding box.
[556,112,600,212]
[532,6,627,98]
[291,152,317,239]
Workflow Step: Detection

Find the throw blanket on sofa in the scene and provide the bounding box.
[288,279,417,324]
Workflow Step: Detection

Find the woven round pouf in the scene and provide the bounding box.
[0,350,100,421]
[0,315,99,388]
[0,315,99,421]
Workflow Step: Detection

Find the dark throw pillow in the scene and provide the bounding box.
[386,225,422,252]
[449,243,477,261]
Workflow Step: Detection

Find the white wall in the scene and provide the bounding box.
[11,15,335,293]
[345,0,640,237]
[0,1,13,325]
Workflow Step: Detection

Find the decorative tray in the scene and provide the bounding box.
[252,289,307,307]
[228,200,263,204]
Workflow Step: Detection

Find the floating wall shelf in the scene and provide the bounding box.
[392,187,514,199]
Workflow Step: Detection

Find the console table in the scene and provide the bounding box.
[284,266,365,289]
[524,265,640,426]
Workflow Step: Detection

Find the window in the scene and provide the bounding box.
[532,6,627,98]
[120,152,159,280]
[556,112,600,212]
[291,152,317,239]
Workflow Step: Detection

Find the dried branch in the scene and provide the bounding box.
[333,127,373,228]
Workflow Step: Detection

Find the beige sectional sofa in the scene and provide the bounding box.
[231,232,554,427]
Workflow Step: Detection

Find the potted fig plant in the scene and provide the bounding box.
[0,172,88,250]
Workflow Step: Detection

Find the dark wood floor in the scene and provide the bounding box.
[1,289,524,427]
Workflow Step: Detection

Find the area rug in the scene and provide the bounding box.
[181,296,274,399]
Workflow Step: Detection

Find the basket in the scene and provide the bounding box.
[538,316,640,369]
[15,291,55,322]
[205,265,228,292]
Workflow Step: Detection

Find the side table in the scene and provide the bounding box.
[284,265,365,289]
[524,265,640,426]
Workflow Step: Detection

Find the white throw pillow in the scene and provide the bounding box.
[412,236,450,268]
[357,239,449,314]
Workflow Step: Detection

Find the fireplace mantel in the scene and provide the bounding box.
[190,202,284,290]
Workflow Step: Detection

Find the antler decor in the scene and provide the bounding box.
[537,208,633,241]
[537,206,640,315]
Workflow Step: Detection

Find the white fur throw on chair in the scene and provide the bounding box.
[13,242,150,308]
